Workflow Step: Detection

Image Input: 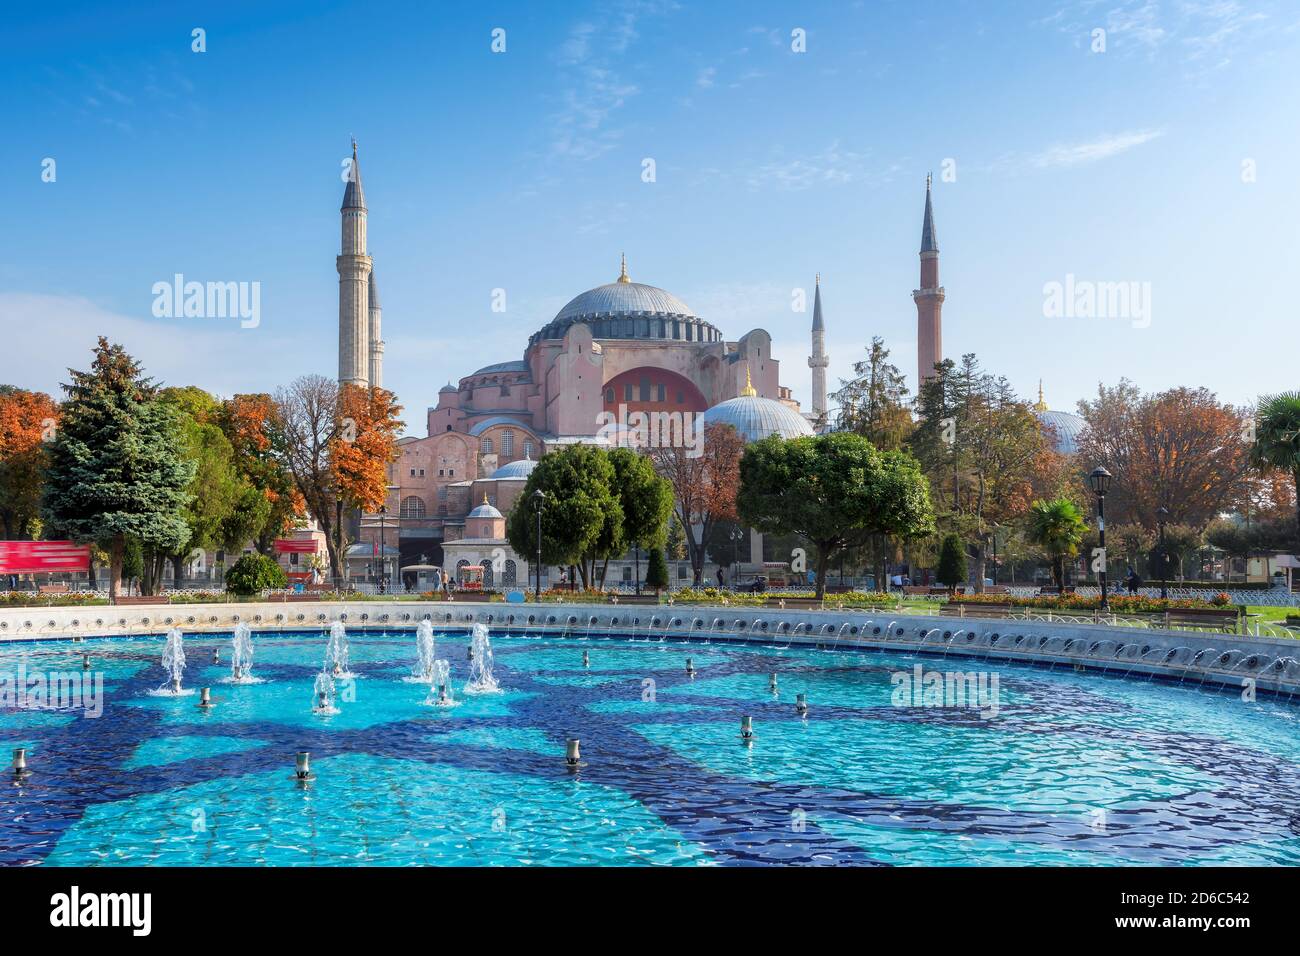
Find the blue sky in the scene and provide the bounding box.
[3,0,1298,432]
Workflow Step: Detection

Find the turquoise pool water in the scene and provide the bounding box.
[2,627,1299,865]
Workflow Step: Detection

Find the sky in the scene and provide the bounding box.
[3,0,1298,435]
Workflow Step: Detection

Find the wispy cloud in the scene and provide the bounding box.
[1029,128,1166,168]
[1040,0,1274,71]
[743,142,901,191]
[549,1,674,161]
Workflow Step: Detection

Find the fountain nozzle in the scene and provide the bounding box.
[12,748,30,779]
[796,693,808,717]
[294,751,315,782]
[565,738,582,768]
[740,715,755,741]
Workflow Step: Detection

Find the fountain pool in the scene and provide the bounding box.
[2,626,1299,866]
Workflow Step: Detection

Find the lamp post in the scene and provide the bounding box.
[1157,506,1169,600]
[377,505,387,593]
[532,490,546,601]
[1088,467,1112,610]
[634,541,641,596]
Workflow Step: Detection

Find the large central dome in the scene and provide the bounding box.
[555,281,696,322]
[528,257,723,346]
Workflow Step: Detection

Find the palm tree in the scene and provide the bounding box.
[1026,498,1089,588]
[1251,392,1300,537]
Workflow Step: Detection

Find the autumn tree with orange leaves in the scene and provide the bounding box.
[0,386,60,539]
[219,393,304,554]
[272,376,403,584]
[1076,380,1251,531]
[647,421,744,587]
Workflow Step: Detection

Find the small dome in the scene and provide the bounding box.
[1034,409,1086,455]
[703,395,815,443]
[439,382,457,394]
[491,456,538,479]
[467,500,503,519]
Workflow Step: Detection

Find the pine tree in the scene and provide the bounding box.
[42,338,194,602]
[935,533,967,592]
[644,546,670,595]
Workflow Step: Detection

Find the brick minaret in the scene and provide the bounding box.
[912,174,944,388]
[807,273,829,423]
[338,139,372,388]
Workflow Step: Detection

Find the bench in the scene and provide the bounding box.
[37,584,70,595]
[1157,609,1240,633]
[115,595,169,606]
[764,597,824,610]
[609,594,660,605]
[940,603,1013,619]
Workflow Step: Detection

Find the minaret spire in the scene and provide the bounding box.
[912,176,945,388]
[338,138,372,387]
[808,274,829,424]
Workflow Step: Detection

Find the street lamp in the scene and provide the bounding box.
[532,490,546,601]
[377,505,387,594]
[1157,506,1169,601]
[1088,467,1112,610]
[633,540,641,596]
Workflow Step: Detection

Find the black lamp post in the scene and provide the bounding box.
[1088,467,1113,609]
[532,490,546,601]
[633,541,641,596]
[1157,506,1169,600]
[377,505,387,593]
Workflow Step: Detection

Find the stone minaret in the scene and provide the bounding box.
[912,174,944,388]
[807,273,829,424]
[338,139,372,388]
[368,271,384,389]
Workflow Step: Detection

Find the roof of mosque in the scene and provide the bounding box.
[469,360,529,376]
[466,415,534,437]
[1034,409,1087,455]
[490,456,538,479]
[528,258,722,347]
[703,393,815,443]
[467,497,503,519]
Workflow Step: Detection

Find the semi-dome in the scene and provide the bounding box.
[703,376,815,443]
[528,256,723,347]
[490,456,538,479]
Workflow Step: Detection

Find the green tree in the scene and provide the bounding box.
[644,546,669,595]
[1025,498,1088,588]
[224,552,288,596]
[736,432,935,599]
[831,336,913,451]
[1251,391,1300,537]
[598,447,674,582]
[506,444,619,589]
[912,355,1055,591]
[41,339,194,602]
[935,534,966,592]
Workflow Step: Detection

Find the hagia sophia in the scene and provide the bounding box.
[336,147,1085,589]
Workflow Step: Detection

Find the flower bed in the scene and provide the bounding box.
[950,593,1233,612]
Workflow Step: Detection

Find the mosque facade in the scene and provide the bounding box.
[341,145,951,588]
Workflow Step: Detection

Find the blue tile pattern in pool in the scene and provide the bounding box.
[3,627,1300,866]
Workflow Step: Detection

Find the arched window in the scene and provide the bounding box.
[480,559,494,588]
[400,496,426,519]
[523,441,534,459]
[481,437,493,454]
[501,430,514,456]
[503,559,517,585]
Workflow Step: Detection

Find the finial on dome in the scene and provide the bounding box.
[617,252,630,283]
[1033,379,1049,412]
[482,492,490,506]
[740,365,758,398]
[815,272,820,286]
[351,136,357,159]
